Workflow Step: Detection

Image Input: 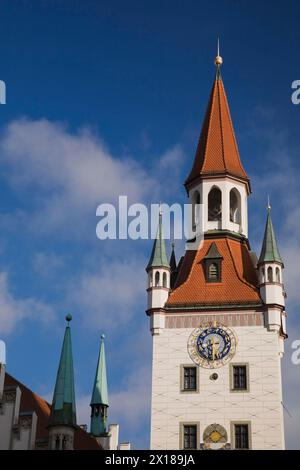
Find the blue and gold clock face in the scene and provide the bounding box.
[188,322,237,368]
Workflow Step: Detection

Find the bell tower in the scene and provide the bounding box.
[147,48,286,450]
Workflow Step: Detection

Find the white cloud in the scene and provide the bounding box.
[70,256,146,329]
[0,119,185,239]
[0,119,151,237]
[33,251,67,278]
[0,271,54,335]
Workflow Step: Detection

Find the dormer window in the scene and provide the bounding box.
[204,243,223,283]
[208,262,219,279]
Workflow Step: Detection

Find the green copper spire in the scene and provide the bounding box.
[49,315,76,428]
[146,209,170,270]
[90,334,109,436]
[258,203,283,265]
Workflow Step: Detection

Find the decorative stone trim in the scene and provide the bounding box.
[3,387,18,403]
[19,414,33,429]
[165,313,264,329]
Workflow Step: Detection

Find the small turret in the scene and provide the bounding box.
[258,204,285,307]
[48,315,77,450]
[146,209,170,311]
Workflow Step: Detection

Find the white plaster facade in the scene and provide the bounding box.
[150,311,285,450]
[0,380,38,450]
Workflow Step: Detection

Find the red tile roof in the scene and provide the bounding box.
[4,373,102,450]
[166,237,261,307]
[185,76,249,190]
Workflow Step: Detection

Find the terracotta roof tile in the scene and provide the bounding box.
[167,238,261,307]
[4,373,102,450]
[185,76,249,189]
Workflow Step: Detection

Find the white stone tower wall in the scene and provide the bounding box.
[150,312,285,450]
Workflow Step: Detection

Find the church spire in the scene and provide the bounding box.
[49,315,76,428]
[48,315,77,450]
[258,203,283,265]
[146,209,170,270]
[90,334,109,437]
[185,49,249,191]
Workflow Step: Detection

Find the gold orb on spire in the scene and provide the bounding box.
[215,55,223,66]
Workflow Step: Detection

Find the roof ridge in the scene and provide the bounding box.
[200,80,216,175]
[167,248,199,298]
[5,372,51,407]
[220,80,245,175]
[217,80,227,171]
[225,238,259,294]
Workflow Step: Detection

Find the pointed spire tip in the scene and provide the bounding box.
[215,36,223,67]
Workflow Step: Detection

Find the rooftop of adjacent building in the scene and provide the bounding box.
[3,372,102,450]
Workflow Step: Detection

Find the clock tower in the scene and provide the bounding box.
[146,52,287,450]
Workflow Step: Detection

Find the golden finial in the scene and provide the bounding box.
[215,36,223,66]
[159,201,162,216]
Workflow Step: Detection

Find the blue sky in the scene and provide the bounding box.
[1,0,300,449]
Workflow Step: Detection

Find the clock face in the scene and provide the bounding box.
[187,322,237,368]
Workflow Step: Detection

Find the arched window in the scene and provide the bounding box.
[155,271,160,287]
[261,268,265,283]
[62,436,67,450]
[230,188,241,223]
[267,266,273,282]
[209,263,219,279]
[149,272,153,287]
[208,187,222,221]
[163,272,167,288]
[55,435,60,450]
[192,191,201,228]
[276,267,280,283]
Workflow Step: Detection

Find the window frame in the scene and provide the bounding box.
[180,364,199,393]
[230,421,251,450]
[230,363,250,393]
[179,422,200,450]
[205,259,222,283]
